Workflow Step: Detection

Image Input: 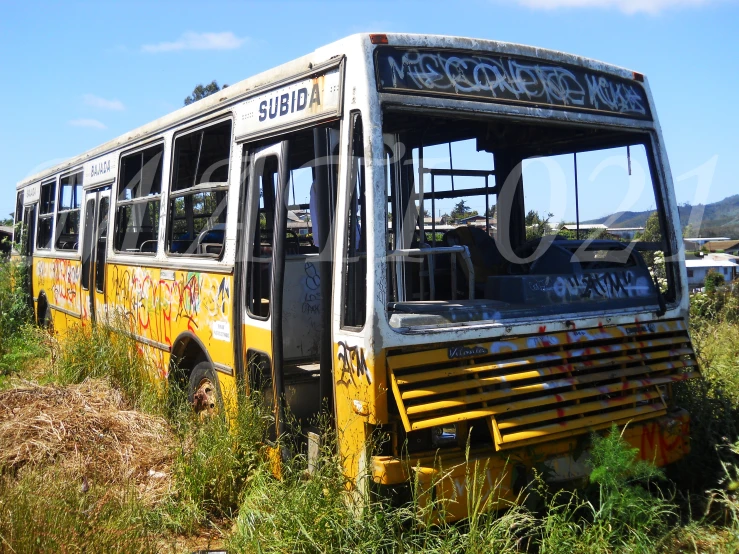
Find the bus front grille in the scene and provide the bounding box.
[387,319,698,450]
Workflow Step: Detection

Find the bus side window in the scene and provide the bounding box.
[341,113,367,329]
[167,120,231,257]
[37,179,56,250]
[114,144,163,254]
[12,191,23,251]
[246,155,278,319]
[56,171,83,251]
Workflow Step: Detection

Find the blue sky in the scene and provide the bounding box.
[1,0,737,223]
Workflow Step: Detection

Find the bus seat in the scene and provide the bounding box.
[445,226,503,295]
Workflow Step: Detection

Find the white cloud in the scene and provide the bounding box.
[69,119,106,130]
[83,94,124,111]
[515,0,715,14]
[142,31,246,53]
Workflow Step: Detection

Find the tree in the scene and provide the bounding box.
[525,210,554,241]
[640,211,661,243]
[450,199,478,221]
[637,211,662,267]
[184,80,228,106]
[705,269,725,294]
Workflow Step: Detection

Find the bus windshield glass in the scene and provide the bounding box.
[383,110,674,329]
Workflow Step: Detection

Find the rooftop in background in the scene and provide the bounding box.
[561,224,607,231]
[702,240,739,252]
[684,237,731,243]
[685,253,739,268]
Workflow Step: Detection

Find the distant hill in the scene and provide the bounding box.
[585,194,739,239]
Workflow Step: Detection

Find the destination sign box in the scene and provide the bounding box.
[23,183,40,205]
[84,153,117,187]
[235,67,343,141]
[375,47,651,120]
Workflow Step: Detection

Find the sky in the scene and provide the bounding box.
[1,0,737,224]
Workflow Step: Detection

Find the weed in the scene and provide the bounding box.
[0,260,42,376]
[164,391,268,533]
[50,317,161,413]
[0,468,159,553]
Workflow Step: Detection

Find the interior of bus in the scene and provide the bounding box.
[382,110,673,328]
[245,123,341,435]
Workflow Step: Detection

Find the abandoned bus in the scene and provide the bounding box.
[12,33,697,519]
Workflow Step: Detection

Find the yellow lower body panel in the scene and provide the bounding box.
[372,409,690,522]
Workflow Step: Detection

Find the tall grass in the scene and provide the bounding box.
[5,257,739,551]
[162,390,269,534]
[50,317,162,413]
[227,423,677,554]
[0,468,159,554]
[0,260,46,379]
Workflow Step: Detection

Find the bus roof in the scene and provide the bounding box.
[16,33,646,190]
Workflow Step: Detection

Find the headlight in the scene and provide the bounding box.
[432,424,457,447]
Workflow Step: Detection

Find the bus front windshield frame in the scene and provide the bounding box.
[382,109,676,330]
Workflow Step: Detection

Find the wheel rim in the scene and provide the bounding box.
[192,377,217,416]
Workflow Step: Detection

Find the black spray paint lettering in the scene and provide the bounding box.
[337,342,371,386]
[551,271,652,300]
[381,50,647,117]
[625,323,656,335]
[302,261,321,315]
[258,84,322,122]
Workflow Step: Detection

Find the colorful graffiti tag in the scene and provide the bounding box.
[108,265,232,375]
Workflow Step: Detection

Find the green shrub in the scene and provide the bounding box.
[536,425,675,554]
[0,261,41,376]
[705,270,726,294]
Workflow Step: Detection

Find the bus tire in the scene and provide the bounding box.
[42,304,54,332]
[188,361,222,416]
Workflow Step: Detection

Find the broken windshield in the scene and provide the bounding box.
[383,110,674,329]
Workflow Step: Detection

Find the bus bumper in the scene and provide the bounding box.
[371,409,690,521]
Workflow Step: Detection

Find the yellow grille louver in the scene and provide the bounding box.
[387,319,698,450]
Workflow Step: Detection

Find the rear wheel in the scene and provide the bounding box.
[188,361,222,417]
[41,304,54,332]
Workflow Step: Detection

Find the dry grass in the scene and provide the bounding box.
[0,378,175,504]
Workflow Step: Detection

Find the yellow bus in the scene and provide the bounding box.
[12,33,698,520]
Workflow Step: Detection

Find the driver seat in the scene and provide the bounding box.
[445,226,503,296]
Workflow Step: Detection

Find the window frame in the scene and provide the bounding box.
[340,111,368,331]
[245,152,279,321]
[12,190,23,251]
[166,117,233,259]
[36,177,57,251]
[55,170,83,252]
[113,141,165,255]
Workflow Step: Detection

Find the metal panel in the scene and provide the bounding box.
[375,47,652,120]
[387,319,697,450]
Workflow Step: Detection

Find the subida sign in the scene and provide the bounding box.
[235,64,343,141]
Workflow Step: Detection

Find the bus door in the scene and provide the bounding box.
[80,187,111,323]
[21,203,37,312]
[242,141,291,443]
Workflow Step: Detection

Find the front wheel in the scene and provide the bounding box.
[188,361,222,417]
